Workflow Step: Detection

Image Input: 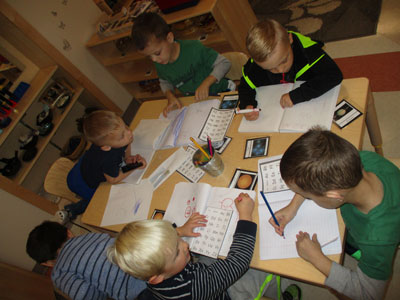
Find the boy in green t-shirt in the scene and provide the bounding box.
[272,128,400,300]
[131,13,235,117]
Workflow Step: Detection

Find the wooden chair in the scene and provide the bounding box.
[222,51,250,81]
[44,157,80,203]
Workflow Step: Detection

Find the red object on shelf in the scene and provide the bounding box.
[154,0,199,14]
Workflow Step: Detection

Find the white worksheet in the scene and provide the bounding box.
[176,145,205,183]
[258,155,289,193]
[198,107,234,142]
[101,179,153,226]
[191,207,233,258]
[258,191,341,260]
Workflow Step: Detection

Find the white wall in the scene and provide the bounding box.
[0,189,52,271]
[5,0,132,111]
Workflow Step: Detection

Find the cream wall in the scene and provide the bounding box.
[0,0,132,272]
[5,0,132,111]
[0,189,52,271]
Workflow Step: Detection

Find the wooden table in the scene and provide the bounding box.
[82,77,381,286]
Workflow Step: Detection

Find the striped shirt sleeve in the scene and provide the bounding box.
[192,220,257,299]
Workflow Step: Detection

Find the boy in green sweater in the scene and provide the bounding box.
[131,12,234,117]
[272,128,400,300]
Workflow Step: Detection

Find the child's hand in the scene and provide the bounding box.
[280,93,294,108]
[243,105,259,121]
[295,231,324,263]
[176,212,207,237]
[126,154,147,169]
[163,96,182,117]
[235,193,254,221]
[195,75,216,101]
[269,204,296,236]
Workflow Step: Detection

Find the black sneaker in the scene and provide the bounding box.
[283,284,302,300]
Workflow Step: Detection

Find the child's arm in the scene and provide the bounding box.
[289,51,343,104]
[269,193,305,236]
[175,212,207,237]
[163,89,182,117]
[280,93,294,108]
[296,232,388,300]
[195,54,231,100]
[104,155,146,184]
[238,59,258,110]
[191,193,257,298]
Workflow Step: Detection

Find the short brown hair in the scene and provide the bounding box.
[82,110,121,145]
[280,128,363,196]
[246,19,289,62]
[131,12,170,50]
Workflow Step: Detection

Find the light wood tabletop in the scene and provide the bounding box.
[82,77,381,286]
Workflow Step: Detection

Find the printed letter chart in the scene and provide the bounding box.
[259,156,288,193]
[190,207,233,258]
[177,146,205,183]
[198,107,234,142]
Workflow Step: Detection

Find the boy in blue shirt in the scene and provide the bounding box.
[58,110,146,221]
[131,12,235,117]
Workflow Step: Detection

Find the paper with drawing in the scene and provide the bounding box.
[101,179,153,226]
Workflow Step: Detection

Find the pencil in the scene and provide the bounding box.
[207,136,213,157]
[190,137,211,160]
[260,191,285,238]
[235,108,261,114]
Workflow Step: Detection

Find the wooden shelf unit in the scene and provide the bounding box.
[14,86,84,184]
[0,1,123,214]
[86,0,257,100]
[0,65,58,145]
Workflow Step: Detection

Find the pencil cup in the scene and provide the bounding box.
[192,145,224,177]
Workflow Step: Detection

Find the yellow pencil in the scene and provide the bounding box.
[190,137,211,160]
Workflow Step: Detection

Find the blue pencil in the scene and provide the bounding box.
[260,191,285,238]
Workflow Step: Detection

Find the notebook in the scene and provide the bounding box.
[125,118,171,184]
[239,83,341,133]
[257,157,342,260]
[158,99,234,148]
[163,182,256,258]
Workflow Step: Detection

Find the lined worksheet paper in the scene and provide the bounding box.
[258,191,341,260]
[191,207,233,258]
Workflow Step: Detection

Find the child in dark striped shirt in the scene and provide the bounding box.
[108,193,298,300]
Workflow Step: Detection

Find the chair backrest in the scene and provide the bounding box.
[388,158,400,168]
[44,157,80,203]
[222,51,250,81]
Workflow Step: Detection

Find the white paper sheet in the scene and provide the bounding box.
[258,193,341,260]
[258,155,289,193]
[125,119,171,184]
[239,83,341,133]
[176,146,205,183]
[163,182,256,257]
[148,147,190,190]
[101,179,153,226]
[158,99,221,148]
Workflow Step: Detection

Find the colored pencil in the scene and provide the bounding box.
[207,136,213,157]
[260,191,285,238]
[190,137,211,160]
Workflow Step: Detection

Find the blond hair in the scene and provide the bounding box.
[246,19,289,62]
[82,110,121,145]
[107,220,178,280]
